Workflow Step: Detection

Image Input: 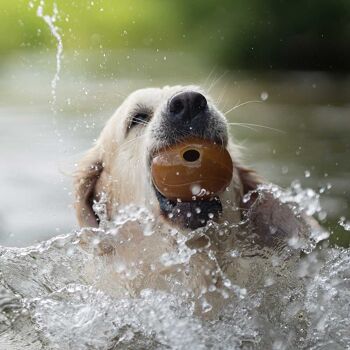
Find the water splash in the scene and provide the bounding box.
[30,0,63,109]
[339,216,350,231]
[1,185,348,349]
[262,181,322,216]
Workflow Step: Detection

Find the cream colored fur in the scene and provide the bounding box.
[74,85,262,315]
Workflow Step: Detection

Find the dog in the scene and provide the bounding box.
[74,85,321,314]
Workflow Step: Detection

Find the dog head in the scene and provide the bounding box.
[74,85,261,230]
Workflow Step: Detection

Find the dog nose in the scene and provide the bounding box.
[169,92,207,122]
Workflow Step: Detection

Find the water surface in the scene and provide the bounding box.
[0,53,349,246]
[0,52,350,349]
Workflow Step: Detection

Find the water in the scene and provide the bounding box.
[0,1,349,346]
[34,0,63,107]
[0,186,349,349]
[1,46,350,348]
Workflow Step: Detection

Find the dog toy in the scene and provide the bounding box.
[151,138,233,201]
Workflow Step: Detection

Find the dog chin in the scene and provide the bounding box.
[154,188,222,230]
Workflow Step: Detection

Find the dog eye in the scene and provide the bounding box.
[129,113,150,129]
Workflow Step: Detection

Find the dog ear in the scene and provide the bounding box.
[242,187,326,251]
[74,146,104,228]
[237,165,327,250]
[236,164,304,246]
[236,164,263,195]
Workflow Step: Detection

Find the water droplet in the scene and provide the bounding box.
[201,299,212,313]
[191,184,201,196]
[318,211,327,221]
[264,277,274,287]
[339,217,350,231]
[260,91,269,101]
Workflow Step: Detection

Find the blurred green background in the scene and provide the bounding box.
[0,0,349,247]
[1,0,350,71]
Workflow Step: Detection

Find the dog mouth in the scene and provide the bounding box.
[149,135,232,230]
[154,187,222,230]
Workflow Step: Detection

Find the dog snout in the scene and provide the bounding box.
[168,91,207,123]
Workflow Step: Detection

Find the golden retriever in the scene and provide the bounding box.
[74,85,320,315]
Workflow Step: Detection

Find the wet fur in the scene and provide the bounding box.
[74,86,318,315]
[75,86,251,228]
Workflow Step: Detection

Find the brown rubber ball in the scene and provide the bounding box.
[151,138,233,201]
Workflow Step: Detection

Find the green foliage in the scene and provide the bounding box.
[0,0,350,70]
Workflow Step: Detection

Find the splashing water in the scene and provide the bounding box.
[30,0,63,108]
[339,216,350,231]
[1,184,349,349]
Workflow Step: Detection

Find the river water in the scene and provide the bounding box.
[0,52,350,349]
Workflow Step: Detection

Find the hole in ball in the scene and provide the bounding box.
[183,149,200,162]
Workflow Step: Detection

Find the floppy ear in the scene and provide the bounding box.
[236,164,263,195]
[236,165,326,250]
[236,164,304,247]
[74,146,103,228]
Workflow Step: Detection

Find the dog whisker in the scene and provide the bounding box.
[228,122,285,134]
[203,65,217,90]
[217,80,229,108]
[207,70,229,93]
[120,133,148,148]
[131,118,150,126]
[228,124,259,133]
[129,122,148,128]
[224,100,263,115]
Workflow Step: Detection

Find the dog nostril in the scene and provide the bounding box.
[170,98,185,114]
[169,91,207,121]
[183,149,200,162]
[194,93,207,112]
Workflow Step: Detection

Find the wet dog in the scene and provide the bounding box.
[74,86,321,314]
[74,86,260,229]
